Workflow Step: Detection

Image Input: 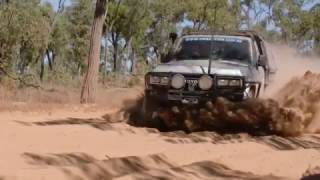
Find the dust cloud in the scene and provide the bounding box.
[186,44,320,136]
[264,44,320,135]
[264,44,320,96]
[180,71,320,136]
[121,44,320,136]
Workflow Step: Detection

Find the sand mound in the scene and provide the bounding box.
[200,71,320,136]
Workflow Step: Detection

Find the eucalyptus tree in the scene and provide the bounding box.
[0,0,50,80]
[183,0,239,31]
[105,0,152,72]
[146,0,184,62]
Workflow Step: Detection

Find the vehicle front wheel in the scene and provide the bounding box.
[142,95,166,129]
[142,95,154,118]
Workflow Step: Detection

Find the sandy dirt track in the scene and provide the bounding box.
[1,94,320,180]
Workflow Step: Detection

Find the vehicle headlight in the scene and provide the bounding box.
[217,78,243,87]
[171,74,185,89]
[149,76,169,85]
[217,79,229,86]
[229,79,242,87]
[149,76,160,84]
[199,75,213,90]
[160,77,169,85]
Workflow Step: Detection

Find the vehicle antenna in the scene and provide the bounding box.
[208,3,219,75]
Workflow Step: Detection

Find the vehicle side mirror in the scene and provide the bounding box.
[169,32,178,44]
[160,52,173,63]
[160,33,177,63]
[257,54,267,68]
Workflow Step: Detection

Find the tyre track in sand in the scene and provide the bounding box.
[2,109,320,179]
[20,151,289,180]
[19,116,320,151]
[159,131,320,151]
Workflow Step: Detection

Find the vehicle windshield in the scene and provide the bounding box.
[175,36,251,63]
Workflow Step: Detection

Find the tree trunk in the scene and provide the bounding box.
[40,56,45,82]
[103,34,108,84]
[112,33,119,72]
[130,49,135,73]
[80,0,108,104]
[113,42,118,71]
[46,49,53,71]
[104,34,108,67]
[126,38,134,73]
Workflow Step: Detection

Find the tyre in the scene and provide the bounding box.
[142,95,166,129]
[142,95,155,120]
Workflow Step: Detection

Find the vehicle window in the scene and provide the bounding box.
[175,37,251,63]
[252,41,259,64]
[265,43,277,72]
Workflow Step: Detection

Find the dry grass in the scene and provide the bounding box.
[0,86,80,104]
[100,73,144,88]
[0,76,144,112]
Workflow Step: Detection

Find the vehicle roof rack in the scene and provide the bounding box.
[182,30,263,41]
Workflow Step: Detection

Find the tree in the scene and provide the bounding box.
[311,3,320,54]
[0,0,50,83]
[0,0,318,90]
[146,0,184,62]
[80,0,108,104]
[65,0,94,76]
[105,0,151,72]
[105,0,126,72]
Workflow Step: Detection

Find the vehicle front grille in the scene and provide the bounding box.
[173,74,206,92]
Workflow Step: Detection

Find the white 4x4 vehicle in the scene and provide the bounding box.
[143,31,277,121]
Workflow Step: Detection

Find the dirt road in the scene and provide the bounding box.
[1,96,320,180]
